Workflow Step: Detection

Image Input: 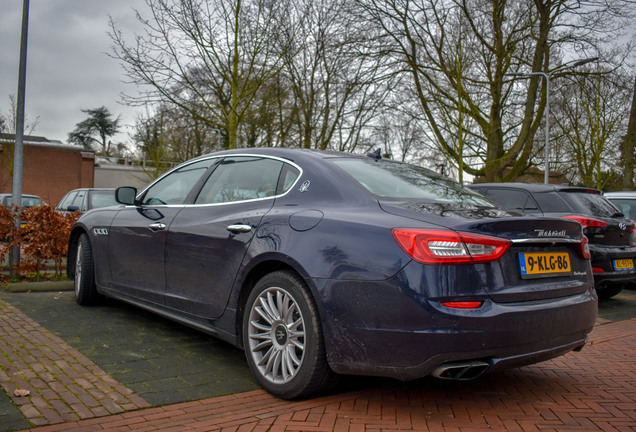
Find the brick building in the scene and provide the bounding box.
[0,134,95,205]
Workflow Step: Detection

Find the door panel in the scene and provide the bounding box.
[106,158,217,304]
[108,206,183,304]
[164,201,273,318]
[163,156,286,318]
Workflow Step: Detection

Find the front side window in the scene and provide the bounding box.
[58,191,78,210]
[195,157,285,204]
[142,159,215,205]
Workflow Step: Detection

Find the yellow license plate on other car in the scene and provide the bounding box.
[613,258,634,271]
[518,252,572,279]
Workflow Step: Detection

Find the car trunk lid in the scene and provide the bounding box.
[380,200,593,302]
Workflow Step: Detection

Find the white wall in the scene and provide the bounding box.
[94,164,153,191]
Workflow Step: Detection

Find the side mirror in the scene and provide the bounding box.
[67,205,80,212]
[116,187,138,205]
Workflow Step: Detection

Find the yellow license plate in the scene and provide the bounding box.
[519,252,572,279]
[613,258,634,271]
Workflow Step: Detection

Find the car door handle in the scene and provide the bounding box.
[149,222,166,231]
[227,224,252,233]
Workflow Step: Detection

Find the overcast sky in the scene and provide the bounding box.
[0,0,147,145]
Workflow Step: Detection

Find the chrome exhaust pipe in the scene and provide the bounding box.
[431,360,490,380]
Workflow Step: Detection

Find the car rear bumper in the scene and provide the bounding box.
[330,333,589,380]
[589,244,636,286]
[315,274,597,380]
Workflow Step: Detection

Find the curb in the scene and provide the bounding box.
[2,281,74,293]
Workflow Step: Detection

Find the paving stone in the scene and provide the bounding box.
[1,288,636,432]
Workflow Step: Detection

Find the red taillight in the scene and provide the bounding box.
[392,229,511,265]
[578,235,591,260]
[562,215,608,229]
[440,301,484,309]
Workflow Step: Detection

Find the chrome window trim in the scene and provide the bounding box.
[131,153,304,208]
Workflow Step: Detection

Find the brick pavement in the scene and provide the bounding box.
[0,298,151,428]
[1,294,635,431]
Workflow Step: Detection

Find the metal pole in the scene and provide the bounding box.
[10,0,30,273]
[505,58,596,185]
[538,72,550,184]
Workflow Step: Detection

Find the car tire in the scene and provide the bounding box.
[74,233,100,305]
[243,271,337,399]
[596,284,623,299]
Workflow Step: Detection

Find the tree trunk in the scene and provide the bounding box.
[622,75,636,190]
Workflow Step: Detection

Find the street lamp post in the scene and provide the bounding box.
[507,71,551,183]
[506,57,597,184]
[10,0,30,274]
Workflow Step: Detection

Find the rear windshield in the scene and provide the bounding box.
[1,196,41,207]
[332,158,494,205]
[559,191,622,218]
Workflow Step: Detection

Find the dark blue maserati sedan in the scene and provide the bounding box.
[67,148,597,399]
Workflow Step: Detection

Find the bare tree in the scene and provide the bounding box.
[1,94,39,136]
[133,102,220,176]
[551,68,631,188]
[622,74,636,189]
[233,0,389,152]
[110,0,293,149]
[356,0,634,181]
[1,95,40,176]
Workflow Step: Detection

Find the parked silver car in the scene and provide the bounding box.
[604,191,636,222]
[56,188,117,213]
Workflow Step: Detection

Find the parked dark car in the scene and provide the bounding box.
[469,183,636,299]
[56,188,117,213]
[67,149,597,399]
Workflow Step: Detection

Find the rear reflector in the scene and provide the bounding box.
[578,235,591,259]
[392,229,511,264]
[592,267,605,273]
[440,301,484,309]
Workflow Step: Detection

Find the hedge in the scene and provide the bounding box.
[0,204,80,282]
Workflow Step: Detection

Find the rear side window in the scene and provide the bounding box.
[89,190,118,209]
[483,188,540,213]
[559,191,622,218]
[533,191,572,213]
[72,190,88,211]
[332,158,493,206]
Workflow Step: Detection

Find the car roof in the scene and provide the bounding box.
[64,188,115,192]
[469,182,602,194]
[604,191,636,198]
[192,147,370,163]
[0,193,41,198]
